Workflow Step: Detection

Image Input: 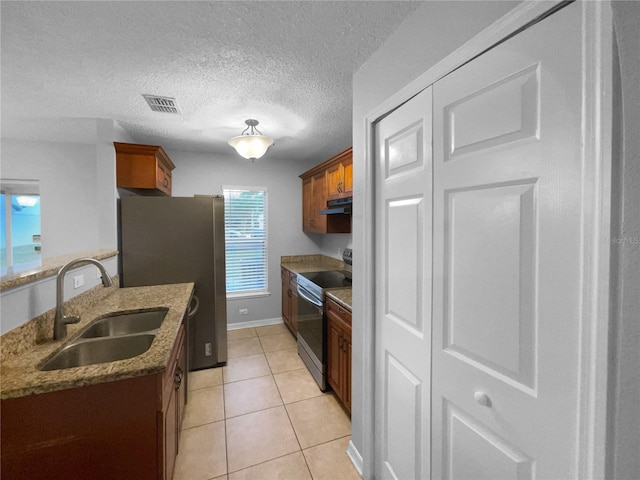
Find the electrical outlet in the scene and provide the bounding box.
[205,343,212,356]
[73,275,84,289]
[239,308,248,315]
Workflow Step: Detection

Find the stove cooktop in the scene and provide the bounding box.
[299,270,350,289]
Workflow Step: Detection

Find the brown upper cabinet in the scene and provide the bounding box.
[114,142,175,196]
[326,149,353,200]
[300,147,352,234]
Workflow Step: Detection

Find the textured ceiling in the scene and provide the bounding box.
[1,1,422,162]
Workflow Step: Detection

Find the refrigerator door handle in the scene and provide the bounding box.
[188,294,200,318]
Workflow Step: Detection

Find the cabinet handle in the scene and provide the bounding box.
[174,366,183,390]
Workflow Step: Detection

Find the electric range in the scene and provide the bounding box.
[296,249,352,391]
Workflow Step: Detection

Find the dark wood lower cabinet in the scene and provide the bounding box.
[281,266,298,336]
[1,316,188,480]
[326,298,351,413]
[162,321,187,479]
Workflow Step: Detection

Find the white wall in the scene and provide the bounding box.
[167,148,330,327]
[2,139,102,259]
[310,232,352,259]
[0,118,123,334]
[0,257,119,334]
[350,0,523,473]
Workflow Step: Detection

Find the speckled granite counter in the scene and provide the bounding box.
[0,282,194,400]
[0,249,118,291]
[326,288,352,310]
[281,254,344,274]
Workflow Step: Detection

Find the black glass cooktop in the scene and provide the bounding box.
[299,270,351,289]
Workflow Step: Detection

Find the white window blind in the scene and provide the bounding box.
[222,186,268,296]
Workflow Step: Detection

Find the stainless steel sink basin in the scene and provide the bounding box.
[39,334,156,371]
[79,308,168,339]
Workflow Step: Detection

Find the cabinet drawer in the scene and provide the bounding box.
[326,297,351,326]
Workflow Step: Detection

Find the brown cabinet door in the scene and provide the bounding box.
[326,162,344,200]
[302,177,313,231]
[344,329,352,413]
[156,164,172,195]
[327,155,352,200]
[281,268,291,330]
[327,315,343,399]
[176,330,187,434]
[342,157,353,197]
[326,298,352,411]
[162,323,185,480]
[164,386,177,480]
[312,172,327,232]
[289,272,298,334]
[300,147,352,234]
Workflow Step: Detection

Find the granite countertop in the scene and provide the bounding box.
[326,288,352,311]
[281,254,344,274]
[281,254,352,310]
[0,282,194,400]
[0,249,118,291]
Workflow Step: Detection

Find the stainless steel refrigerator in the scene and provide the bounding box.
[119,195,227,370]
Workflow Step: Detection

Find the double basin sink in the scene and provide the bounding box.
[39,308,168,371]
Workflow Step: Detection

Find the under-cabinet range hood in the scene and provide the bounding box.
[319,197,352,215]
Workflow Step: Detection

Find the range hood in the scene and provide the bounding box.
[320,197,352,215]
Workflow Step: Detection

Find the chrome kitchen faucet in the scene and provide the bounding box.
[54,258,113,340]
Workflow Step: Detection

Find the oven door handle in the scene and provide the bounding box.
[297,285,323,308]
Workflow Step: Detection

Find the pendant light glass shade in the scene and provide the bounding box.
[228,119,274,160]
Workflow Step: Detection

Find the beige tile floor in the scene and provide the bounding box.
[173,324,360,480]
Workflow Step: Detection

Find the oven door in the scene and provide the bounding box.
[296,284,326,391]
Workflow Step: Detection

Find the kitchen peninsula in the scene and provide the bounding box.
[1,277,194,479]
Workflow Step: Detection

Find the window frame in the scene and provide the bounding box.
[1,179,42,275]
[222,185,269,299]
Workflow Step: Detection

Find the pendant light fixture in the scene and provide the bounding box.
[228,119,274,160]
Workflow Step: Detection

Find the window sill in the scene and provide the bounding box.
[227,291,271,300]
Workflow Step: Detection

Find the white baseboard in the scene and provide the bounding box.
[227,317,283,330]
[347,440,364,478]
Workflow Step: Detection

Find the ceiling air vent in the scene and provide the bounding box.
[142,94,181,114]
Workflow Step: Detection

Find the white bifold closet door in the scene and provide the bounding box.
[374,87,433,480]
[375,2,588,478]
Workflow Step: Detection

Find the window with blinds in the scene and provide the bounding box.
[222,186,268,296]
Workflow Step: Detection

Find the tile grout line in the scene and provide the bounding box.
[225,337,309,477]
[274,368,317,479]
[188,326,351,479]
